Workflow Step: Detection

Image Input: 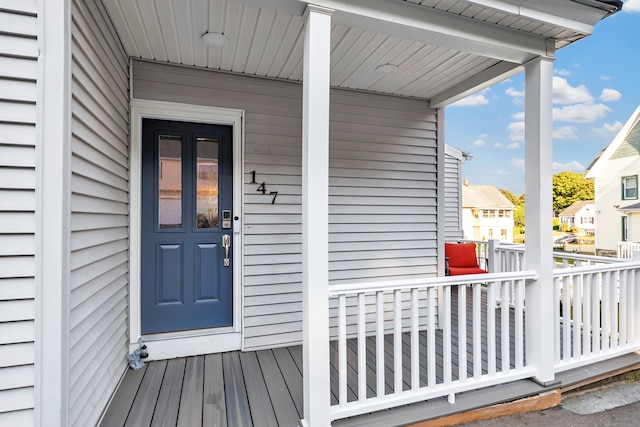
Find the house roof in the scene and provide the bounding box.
[586,105,640,178]
[103,0,620,109]
[619,202,640,212]
[559,200,594,217]
[462,184,514,209]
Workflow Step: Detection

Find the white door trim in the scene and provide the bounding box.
[129,99,244,359]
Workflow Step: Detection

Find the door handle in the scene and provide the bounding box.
[222,234,231,267]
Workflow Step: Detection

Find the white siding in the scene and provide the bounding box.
[132,61,438,351]
[0,4,38,425]
[444,151,463,241]
[69,1,129,426]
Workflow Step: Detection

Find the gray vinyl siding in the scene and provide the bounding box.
[132,60,438,351]
[0,2,38,425]
[69,1,129,426]
[444,152,463,241]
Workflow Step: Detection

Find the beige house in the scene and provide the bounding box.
[461,182,515,242]
[558,200,595,235]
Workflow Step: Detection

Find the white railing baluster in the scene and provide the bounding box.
[394,289,402,393]
[358,292,366,401]
[593,272,602,355]
[443,285,452,385]
[515,279,524,369]
[411,288,419,390]
[338,294,347,405]
[620,269,628,347]
[458,284,467,382]
[376,291,384,398]
[487,281,496,376]
[582,273,591,359]
[501,280,510,373]
[427,287,436,387]
[602,271,611,352]
[573,273,582,360]
[554,277,561,364]
[563,276,571,361]
[610,270,619,350]
[473,283,481,378]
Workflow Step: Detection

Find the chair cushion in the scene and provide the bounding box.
[445,242,479,268]
[449,266,488,276]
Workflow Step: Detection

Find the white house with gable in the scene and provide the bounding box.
[462,182,515,242]
[587,105,640,256]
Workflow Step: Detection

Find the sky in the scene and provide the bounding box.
[445,0,640,195]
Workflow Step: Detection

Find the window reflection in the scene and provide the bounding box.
[158,136,182,228]
[196,138,219,229]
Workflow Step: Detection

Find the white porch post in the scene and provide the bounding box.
[524,56,556,384]
[301,4,333,427]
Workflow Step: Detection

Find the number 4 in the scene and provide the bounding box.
[257,182,266,194]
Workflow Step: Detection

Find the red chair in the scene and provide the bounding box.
[445,242,488,276]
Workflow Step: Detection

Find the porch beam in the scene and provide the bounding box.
[301,4,332,427]
[300,0,554,63]
[523,56,556,384]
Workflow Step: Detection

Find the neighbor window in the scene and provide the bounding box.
[622,175,638,200]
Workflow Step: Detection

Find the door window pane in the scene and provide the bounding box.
[158,136,183,228]
[196,138,219,229]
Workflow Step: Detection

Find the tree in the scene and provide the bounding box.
[552,171,594,214]
[499,189,525,237]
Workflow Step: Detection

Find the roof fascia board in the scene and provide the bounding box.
[466,0,604,32]
[299,0,551,63]
[585,105,640,178]
[430,61,523,108]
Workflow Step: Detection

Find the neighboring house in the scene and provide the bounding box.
[586,105,640,253]
[0,1,626,426]
[461,183,515,242]
[444,145,472,242]
[558,200,595,235]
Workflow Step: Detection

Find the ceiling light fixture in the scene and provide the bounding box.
[375,63,398,74]
[202,32,229,47]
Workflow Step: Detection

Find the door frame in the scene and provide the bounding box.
[130,99,244,359]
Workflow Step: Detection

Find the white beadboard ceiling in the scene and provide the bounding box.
[103,0,613,106]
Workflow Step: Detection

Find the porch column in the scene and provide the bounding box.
[524,56,556,384]
[301,4,333,427]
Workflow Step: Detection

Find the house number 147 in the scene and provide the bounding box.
[249,171,278,204]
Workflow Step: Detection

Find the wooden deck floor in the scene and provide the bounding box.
[99,285,640,427]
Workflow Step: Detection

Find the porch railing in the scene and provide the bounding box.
[553,260,640,372]
[618,242,640,259]
[328,271,537,421]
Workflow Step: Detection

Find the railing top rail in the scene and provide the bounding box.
[553,259,640,276]
[552,252,625,263]
[329,270,538,296]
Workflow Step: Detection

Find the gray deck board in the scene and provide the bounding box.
[223,351,253,427]
[257,349,301,426]
[177,355,204,427]
[271,347,304,417]
[99,364,147,427]
[240,351,279,427]
[203,353,226,427]
[125,360,166,427]
[151,358,185,427]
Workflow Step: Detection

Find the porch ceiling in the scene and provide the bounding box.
[104,0,614,107]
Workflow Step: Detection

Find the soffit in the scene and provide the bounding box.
[103,0,604,104]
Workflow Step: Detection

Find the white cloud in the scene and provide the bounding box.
[624,0,640,13]
[601,75,612,81]
[494,143,503,148]
[554,68,571,77]
[511,158,525,169]
[552,76,593,105]
[496,170,508,175]
[511,111,525,121]
[508,121,525,142]
[506,87,524,97]
[451,88,490,107]
[507,142,520,149]
[593,121,624,134]
[553,126,578,140]
[553,103,611,123]
[552,161,585,172]
[473,139,486,147]
[599,88,622,102]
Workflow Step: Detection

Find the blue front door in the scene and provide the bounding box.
[141,119,233,334]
